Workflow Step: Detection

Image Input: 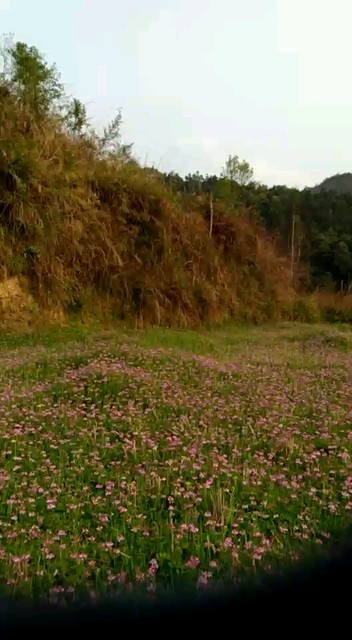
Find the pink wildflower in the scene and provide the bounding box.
[185,556,200,569]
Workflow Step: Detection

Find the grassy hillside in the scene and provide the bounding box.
[0,40,299,328]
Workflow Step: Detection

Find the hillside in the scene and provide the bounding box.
[0,40,297,327]
[311,173,352,194]
[163,172,352,296]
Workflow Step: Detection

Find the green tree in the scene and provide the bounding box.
[221,154,254,185]
[65,97,88,136]
[213,177,237,204]
[1,38,64,117]
[183,172,205,195]
[334,241,352,284]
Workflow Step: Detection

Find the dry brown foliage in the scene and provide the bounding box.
[313,291,352,323]
[0,92,297,327]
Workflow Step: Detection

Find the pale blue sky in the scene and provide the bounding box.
[1,0,352,187]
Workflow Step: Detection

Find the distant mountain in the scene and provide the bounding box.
[311,173,352,194]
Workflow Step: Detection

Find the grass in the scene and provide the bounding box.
[0,322,352,601]
[1,72,296,327]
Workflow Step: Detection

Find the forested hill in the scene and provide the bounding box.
[163,170,352,291]
[311,173,352,194]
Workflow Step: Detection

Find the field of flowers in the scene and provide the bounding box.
[0,323,352,599]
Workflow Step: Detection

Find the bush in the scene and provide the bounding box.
[291,298,321,324]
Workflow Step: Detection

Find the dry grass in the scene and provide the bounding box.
[0,91,297,327]
[313,291,352,323]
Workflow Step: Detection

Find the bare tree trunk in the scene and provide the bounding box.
[290,206,295,282]
[297,232,302,262]
[209,192,214,238]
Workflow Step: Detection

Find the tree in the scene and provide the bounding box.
[221,154,254,186]
[184,172,205,195]
[65,97,88,136]
[334,241,352,285]
[1,38,64,117]
[98,110,133,160]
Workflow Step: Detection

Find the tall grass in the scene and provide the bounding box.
[0,88,297,327]
[314,291,352,324]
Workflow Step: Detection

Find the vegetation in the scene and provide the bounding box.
[1,37,352,601]
[1,36,352,327]
[0,37,301,328]
[311,172,352,195]
[163,171,352,295]
[0,322,351,598]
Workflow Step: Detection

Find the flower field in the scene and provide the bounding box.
[0,323,351,599]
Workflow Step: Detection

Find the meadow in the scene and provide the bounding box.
[0,322,351,600]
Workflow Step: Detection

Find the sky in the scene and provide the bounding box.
[1,0,352,188]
